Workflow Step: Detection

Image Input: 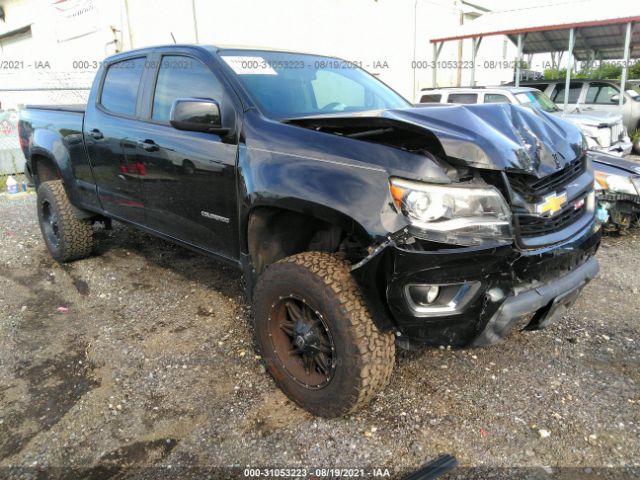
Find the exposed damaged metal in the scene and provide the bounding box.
[285,103,585,177]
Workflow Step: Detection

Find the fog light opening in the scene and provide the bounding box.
[426,286,440,304]
[408,285,441,307]
[404,281,481,317]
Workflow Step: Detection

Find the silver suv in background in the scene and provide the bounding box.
[418,86,632,156]
[517,80,640,136]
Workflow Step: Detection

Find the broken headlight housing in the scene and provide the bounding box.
[390,178,513,246]
[594,171,640,195]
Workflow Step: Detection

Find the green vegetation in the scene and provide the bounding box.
[544,61,640,81]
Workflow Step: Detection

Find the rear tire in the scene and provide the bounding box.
[37,180,94,262]
[253,252,395,417]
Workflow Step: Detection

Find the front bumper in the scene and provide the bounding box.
[352,219,601,347]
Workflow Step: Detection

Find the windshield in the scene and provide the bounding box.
[514,90,560,113]
[219,50,410,119]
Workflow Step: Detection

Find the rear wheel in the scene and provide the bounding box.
[37,180,94,262]
[253,252,395,417]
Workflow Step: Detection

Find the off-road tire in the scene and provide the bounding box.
[253,252,395,417]
[37,180,93,262]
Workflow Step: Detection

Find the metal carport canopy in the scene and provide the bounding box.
[428,0,639,113]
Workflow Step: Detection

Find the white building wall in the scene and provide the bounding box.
[0,0,518,110]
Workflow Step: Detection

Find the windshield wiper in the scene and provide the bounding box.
[347,127,394,139]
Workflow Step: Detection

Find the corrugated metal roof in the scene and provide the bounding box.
[431,0,640,60]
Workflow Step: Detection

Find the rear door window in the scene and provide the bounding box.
[551,83,582,103]
[585,83,620,104]
[448,93,478,104]
[100,57,146,116]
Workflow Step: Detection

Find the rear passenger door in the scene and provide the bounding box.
[134,53,239,260]
[85,56,150,224]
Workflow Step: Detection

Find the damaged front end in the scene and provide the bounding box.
[592,153,640,232]
[321,104,604,348]
[351,219,600,348]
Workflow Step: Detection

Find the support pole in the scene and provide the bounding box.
[432,42,437,88]
[123,0,134,49]
[563,28,575,114]
[470,37,482,87]
[619,22,632,111]
[191,0,199,43]
[515,34,523,87]
[432,42,443,88]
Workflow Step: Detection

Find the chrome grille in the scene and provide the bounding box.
[508,156,585,203]
[507,156,587,240]
[516,196,587,237]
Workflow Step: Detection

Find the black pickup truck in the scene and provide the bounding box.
[19,45,601,417]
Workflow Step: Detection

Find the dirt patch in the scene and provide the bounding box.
[0,194,638,479]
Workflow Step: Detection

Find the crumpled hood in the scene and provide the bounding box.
[383,104,585,177]
[288,104,585,178]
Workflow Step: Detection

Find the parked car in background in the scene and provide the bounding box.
[591,151,640,232]
[418,86,632,156]
[515,79,640,138]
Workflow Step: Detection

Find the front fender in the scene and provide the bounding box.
[237,143,407,254]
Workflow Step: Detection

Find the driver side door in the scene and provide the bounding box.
[136,53,239,260]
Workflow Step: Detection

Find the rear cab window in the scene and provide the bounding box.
[100,57,146,116]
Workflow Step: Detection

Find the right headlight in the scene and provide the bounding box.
[594,171,640,195]
[389,178,513,246]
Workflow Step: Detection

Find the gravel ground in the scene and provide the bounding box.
[0,192,639,480]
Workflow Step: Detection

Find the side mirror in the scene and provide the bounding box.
[610,94,620,103]
[169,98,229,135]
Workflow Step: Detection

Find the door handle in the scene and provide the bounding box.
[138,139,159,152]
[89,128,103,140]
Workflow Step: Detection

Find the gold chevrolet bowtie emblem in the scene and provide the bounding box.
[536,192,568,216]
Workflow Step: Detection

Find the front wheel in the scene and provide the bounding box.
[37,180,94,262]
[253,252,395,417]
